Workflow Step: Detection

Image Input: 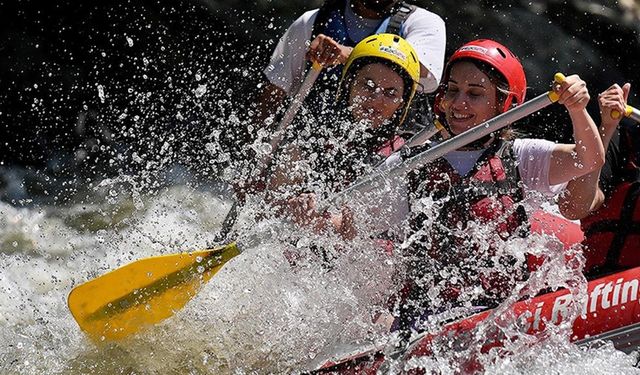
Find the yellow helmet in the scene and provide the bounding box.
[338,33,420,126]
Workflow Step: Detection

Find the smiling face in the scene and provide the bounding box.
[440,61,501,135]
[347,62,405,130]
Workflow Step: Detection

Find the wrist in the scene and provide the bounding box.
[340,46,353,64]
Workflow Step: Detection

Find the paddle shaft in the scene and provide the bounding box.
[258,61,323,173]
[216,62,323,242]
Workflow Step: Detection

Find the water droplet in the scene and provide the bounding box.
[195,84,207,98]
[97,85,105,103]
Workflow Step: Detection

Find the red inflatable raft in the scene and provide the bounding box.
[314,211,640,373]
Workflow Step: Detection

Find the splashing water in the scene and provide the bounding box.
[2,2,640,374]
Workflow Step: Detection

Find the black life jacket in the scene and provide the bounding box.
[580,124,640,278]
[581,179,640,278]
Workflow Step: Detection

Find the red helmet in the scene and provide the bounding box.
[435,39,527,115]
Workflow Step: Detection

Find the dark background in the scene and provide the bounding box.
[0,0,638,185]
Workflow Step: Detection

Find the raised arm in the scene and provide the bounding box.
[558,83,631,220]
[547,75,606,186]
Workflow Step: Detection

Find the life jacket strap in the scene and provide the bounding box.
[386,2,416,36]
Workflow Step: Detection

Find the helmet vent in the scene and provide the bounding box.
[496,48,507,59]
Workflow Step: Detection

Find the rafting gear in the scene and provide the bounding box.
[396,140,528,336]
[438,39,527,113]
[69,76,565,342]
[408,139,527,243]
[578,123,640,278]
[311,0,415,47]
[612,104,640,123]
[433,39,527,144]
[68,243,241,341]
[581,181,640,277]
[337,33,420,128]
[316,257,640,374]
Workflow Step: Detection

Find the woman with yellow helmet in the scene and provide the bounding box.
[267,33,420,233]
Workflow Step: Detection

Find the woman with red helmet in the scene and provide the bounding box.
[393,39,605,335]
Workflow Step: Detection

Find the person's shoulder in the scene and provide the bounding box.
[513,138,556,149]
[512,138,557,160]
[290,8,320,28]
[405,5,445,26]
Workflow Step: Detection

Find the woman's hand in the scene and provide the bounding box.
[306,34,353,67]
[554,74,590,113]
[598,83,631,137]
[287,193,321,226]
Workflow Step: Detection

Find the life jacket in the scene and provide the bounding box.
[377,135,405,157]
[308,131,403,196]
[407,139,528,258]
[303,0,417,118]
[395,140,528,338]
[579,123,640,278]
[581,177,640,278]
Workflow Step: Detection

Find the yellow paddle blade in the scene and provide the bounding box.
[68,242,241,341]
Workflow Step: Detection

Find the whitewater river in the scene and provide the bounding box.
[1,165,639,374]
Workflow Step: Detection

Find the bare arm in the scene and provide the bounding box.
[558,83,631,220]
[547,75,606,186]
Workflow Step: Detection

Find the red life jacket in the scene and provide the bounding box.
[407,139,528,259]
[581,180,640,277]
[392,140,528,338]
[399,140,528,316]
[377,135,405,158]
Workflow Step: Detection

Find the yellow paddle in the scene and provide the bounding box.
[68,243,240,341]
[68,62,324,342]
[68,73,566,342]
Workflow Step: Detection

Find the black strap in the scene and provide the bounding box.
[386,2,416,35]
